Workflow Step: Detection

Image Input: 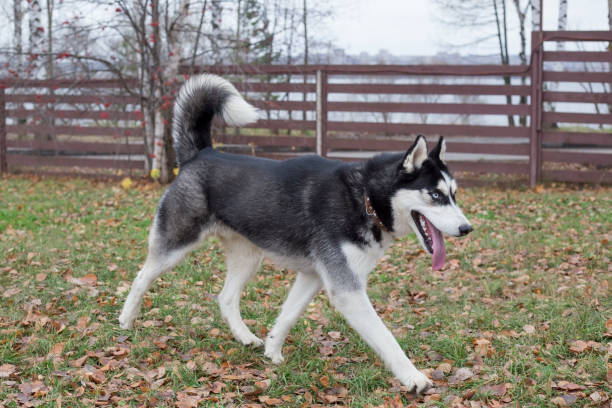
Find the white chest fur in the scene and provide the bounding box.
[341,236,393,284]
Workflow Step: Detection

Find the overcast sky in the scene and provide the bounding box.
[327,0,611,56]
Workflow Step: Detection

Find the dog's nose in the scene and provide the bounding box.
[458,224,473,236]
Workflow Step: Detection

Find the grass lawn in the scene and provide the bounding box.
[0,174,610,407]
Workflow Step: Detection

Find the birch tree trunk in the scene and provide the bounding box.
[14,0,23,73]
[14,0,25,131]
[28,0,43,76]
[548,0,568,127]
[493,0,515,126]
[512,0,529,125]
[608,0,612,113]
[46,0,56,140]
[151,0,189,184]
[557,0,568,51]
[531,0,541,31]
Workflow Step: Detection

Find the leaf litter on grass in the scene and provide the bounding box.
[0,175,610,407]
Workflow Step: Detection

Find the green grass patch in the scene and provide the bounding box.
[0,174,610,407]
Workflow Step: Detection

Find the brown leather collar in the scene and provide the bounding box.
[364,193,388,232]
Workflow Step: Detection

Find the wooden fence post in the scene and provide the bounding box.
[529,32,544,187]
[0,87,6,173]
[316,68,328,157]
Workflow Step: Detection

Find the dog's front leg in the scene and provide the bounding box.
[327,288,432,393]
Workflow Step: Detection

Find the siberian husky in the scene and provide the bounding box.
[119,74,472,393]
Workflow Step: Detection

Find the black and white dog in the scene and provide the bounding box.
[119,74,472,393]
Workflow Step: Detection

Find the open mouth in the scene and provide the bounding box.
[411,211,446,271]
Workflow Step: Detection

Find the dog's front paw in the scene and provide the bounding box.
[118,313,134,330]
[264,348,284,365]
[400,370,433,394]
[238,333,264,347]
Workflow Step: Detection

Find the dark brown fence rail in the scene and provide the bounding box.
[0,30,610,184]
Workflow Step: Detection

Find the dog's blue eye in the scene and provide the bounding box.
[431,192,439,199]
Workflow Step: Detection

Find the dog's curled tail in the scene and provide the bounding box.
[172,74,259,167]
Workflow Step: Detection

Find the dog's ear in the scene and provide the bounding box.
[429,136,446,163]
[401,135,428,173]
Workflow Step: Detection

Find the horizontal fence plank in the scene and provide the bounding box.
[215,134,315,148]
[251,100,316,111]
[184,64,530,77]
[543,91,612,104]
[7,154,144,169]
[542,150,612,165]
[6,94,141,105]
[0,78,139,88]
[245,120,316,131]
[542,131,612,146]
[327,121,531,137]
[438,161,528,174]
[327,101,530,115]
[542,169,612,183]
[542,112,612,125]
[543,71,611,83]
[8,124,144,137]
[8,140,145,154]
[319,156,530,174]
[327,83,531,96]
[323,65,530,76]
[327,138,530,155]
[234,82,316,93]
[8,108,139,121]
[542,30,612,42]
[184,65,320,75]
[543,51,612,62]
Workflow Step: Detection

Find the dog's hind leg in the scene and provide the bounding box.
[264,271,322,364]
[218,234,264,346]
[119,220,204,330]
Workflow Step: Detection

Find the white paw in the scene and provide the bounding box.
[264,347,284,365]
[118,313,134,330]
[236,332,264,347]
[400,370,433,394]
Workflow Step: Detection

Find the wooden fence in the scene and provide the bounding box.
[537,31,612,184]
[0,30,610,185]
[0,79,145,177]
[189,63,533,184]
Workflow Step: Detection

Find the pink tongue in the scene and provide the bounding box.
[424,217,446,271]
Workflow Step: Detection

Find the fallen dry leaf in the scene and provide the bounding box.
[175,394,199,408]
[258,396,282,406]
[554,381,585,391]
[568,340,588,353]
[480,383,507,397]
[448,367,474,384]
[328,331,342,340]
[319,375,330,387]
[589,391,602,402]
[0,363,16,378]
[473,337,495,357]
[210,381,225,394]
[437,362,453,373]
[255,379,271,390]
[67,273,97,286]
